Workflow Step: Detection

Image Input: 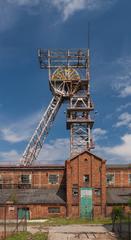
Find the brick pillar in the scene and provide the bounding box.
[101,160,106,217]
[66,160,72,217]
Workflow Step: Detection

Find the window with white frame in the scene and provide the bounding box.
[21,174,31,184]
[83,175,89,184]
[128,174,131,184]
[106,173,115,185]
[48,174,59,184]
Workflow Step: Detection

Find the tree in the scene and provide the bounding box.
[111,206,124,232]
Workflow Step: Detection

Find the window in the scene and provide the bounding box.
[48,207,60,213]
[128,174,131,184]
[21,175,31,184]
[0,175,2,189]
[106,173,115,185]
[49,174,59,184]
[94,188,101,196]
[72,184,78,196]
[83,175,89,184]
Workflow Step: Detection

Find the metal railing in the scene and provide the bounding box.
[112,213,131,240]
[0,205,27,239]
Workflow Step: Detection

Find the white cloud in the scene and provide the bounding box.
[51,0,86,21]
[0,110,42,143]
[1,128,29,143]
[0,150,20,164]
[94,133,131,163]
[0,137,69,165]
[108,134,131,160]
[37,133,131,164]
[117,103,131,112]
[0,0,118,31]
[37,138,69,164]
[51,0,117,21]
[115,112,131,129]
[0,1,17,31]
[0,133,131,165]
[113,56,131,97]
[93,128,107,141]
[120,86,131,97]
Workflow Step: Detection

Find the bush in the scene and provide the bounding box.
[112,206,124,220]
[128,199,131,209]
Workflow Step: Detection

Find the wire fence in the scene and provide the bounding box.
[112,213,131,240]
[0,205,27,239]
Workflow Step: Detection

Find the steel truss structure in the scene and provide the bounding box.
[20,49,94,166]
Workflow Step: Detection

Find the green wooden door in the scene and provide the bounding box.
[18,208,30,220]
[80,188,93,219]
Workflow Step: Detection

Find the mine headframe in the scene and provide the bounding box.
[20,49,94,166]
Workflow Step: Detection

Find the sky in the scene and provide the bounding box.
[0,0,131,165]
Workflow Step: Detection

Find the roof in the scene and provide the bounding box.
[107,188,131,205]
[0,188,66,205]
[67,150,106,162]
[107,164,131,169]
[0,165,65,170]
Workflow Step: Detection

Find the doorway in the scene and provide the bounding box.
[17,208,30,220]
[80,188,93,219]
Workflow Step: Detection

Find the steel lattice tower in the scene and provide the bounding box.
[20,49,94,166]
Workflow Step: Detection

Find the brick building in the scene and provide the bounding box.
[0,151,130,219]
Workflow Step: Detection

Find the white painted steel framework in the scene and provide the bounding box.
[21,49,94,166]
[20,95,62,166]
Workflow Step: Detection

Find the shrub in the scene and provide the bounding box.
[128,198,131,209]
[112,206,124,220]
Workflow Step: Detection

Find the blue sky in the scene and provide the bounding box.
[0,0,131,165]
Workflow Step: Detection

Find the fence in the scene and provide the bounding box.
[112,213,131,240]
[0,205,27,239]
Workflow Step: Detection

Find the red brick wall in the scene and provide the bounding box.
[106,206,113,217]
[106,168,131,187]
[0,154,130,220]
[0,169,65,189]
[30,205,66,219]
[0,205,17,220]
[72,206,79,217]
[0,204,66,220]
[93,206,102,218]
[66,152,106,218]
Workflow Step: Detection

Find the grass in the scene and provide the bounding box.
[28,217,112,226]
[4,217,113,239]
[5,232,48,240]
[32,232,48,240]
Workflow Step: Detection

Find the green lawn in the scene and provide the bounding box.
[5,232,48,240]
[29,217,112,226]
